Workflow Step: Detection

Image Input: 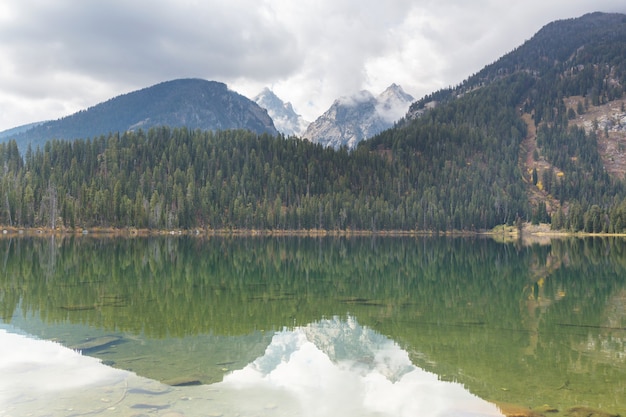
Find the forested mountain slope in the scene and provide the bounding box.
[370,11,626,232]
[1,12,626,232]
[7,79,278,153]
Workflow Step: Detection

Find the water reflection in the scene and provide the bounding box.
[0,318,503,417]
[1,236,626,415]
[222,316,503,417]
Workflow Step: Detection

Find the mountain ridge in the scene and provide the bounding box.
[407,12,626,119]
[6,79,278,151]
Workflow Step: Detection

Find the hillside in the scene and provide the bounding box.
[1,12,626,233]
[7,79,278,152]
[407,12,626,118]
[369,12,626,231]
[565,96,626,178]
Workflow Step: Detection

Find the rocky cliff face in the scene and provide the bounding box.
[303,84,414,149]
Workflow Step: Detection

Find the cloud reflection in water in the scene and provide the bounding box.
[0,317,503,417]
[222,316,503,417]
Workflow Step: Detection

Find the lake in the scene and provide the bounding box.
[0,236,625,417]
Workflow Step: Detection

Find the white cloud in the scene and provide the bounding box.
[0,0,625,131]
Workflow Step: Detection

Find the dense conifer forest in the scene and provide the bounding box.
[0,129,463,231]
[2,12,626,233]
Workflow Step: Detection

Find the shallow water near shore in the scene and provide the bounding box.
[1,236,625,416]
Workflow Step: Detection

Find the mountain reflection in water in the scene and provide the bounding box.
[0,317,503,417]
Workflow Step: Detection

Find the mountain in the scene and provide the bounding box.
[376,83,416,123]
[303,84,414,149]
[253,88,309,136]
[7,79,278,151]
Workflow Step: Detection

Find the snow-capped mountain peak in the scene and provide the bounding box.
[376,84,415,123]
[253,88,309,137]
[303,84,414,149]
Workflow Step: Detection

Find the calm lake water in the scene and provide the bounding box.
[0,236,625,417]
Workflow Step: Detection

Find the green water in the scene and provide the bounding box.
[1,236,625,415]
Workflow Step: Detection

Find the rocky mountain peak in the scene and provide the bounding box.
[303,85,414,149]
[253,88,309,137]
[376,84,415,123]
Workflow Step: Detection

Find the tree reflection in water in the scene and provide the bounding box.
[0,236,625,415]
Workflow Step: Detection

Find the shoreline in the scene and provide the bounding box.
[1,224,625,241]
[0,226,480,238]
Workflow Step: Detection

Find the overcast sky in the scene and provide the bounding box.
[1,1,626,132]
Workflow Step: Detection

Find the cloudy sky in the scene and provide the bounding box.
[1,0,625,132]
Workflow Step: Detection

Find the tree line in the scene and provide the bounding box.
[0,128,422,231]
[0,119,529,232]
